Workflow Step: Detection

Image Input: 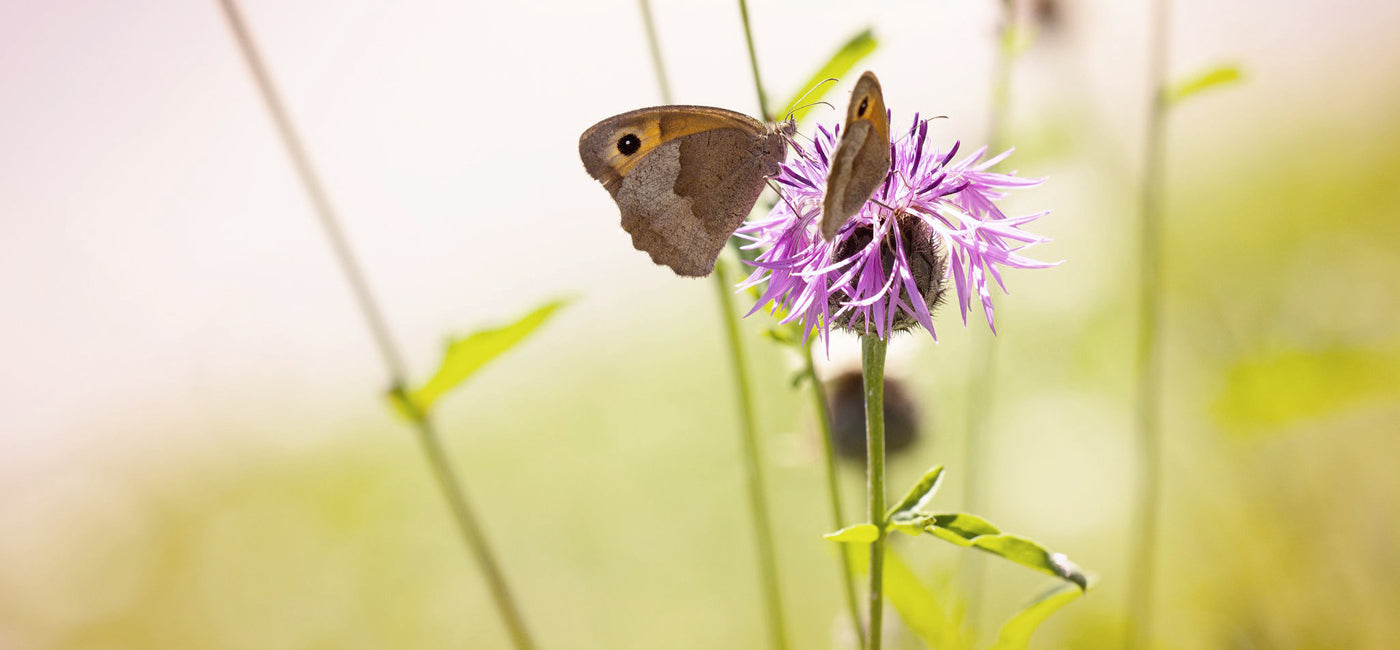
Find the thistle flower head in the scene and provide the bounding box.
[738,113,1056,344]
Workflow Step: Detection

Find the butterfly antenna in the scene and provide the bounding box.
[781,78,839,121]
[785,100,836,122]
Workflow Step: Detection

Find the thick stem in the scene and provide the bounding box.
[713,263,790,650]
[1128,0,1173,648]
[216,2,536,648]
[861,335,890,650]
[805,347,866,649]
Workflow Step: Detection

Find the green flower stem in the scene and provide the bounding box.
[804,346,866,649]
[633,5,786,647]
[736,0,772,121]
[861,334,890,650]
[726,3,788,646]
[216,2,536,648]
[1128,0,1173,648]
[635,0,673,103]
[713,263,790,650]
[394,392,538,650]
[962,0,1018,633]
[984,0,1018,153]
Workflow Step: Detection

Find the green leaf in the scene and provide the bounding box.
[824,523,880,544]
[1165,63,1243,106]
[761,321,805,350]
[404,299,570,414]
[778,29,878,123]
[988,580,1092,650]
[888,514,932,537]
[762,327,794,346]
[925,514,1088,590]
[788,368,810,389]
[929,513,1002,540]
[886,465,945,521]
[880,550,966,650]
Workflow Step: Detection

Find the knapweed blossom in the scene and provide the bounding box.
[738,114,1055,344]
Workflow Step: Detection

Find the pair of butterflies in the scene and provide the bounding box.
[579,71,892,277]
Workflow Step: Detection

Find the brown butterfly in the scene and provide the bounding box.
[821,71,892,240]
[579,106,794,277]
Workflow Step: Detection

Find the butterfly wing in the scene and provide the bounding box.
[821,71,892,240]
[579,106,787,277]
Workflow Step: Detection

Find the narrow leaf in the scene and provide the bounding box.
[788,368,810,389]
[824,523,880,543]
[762,326,799,347]
[889,514,932,537]
[971,536,1086,591]
[1165,63,1243,106]
[850,548,964,650]
[886,465,945,521]
[925,514,1088,590]
[988,580,1092,650]
[406,299,570,413]
[930,513,1001,539]
[779,29,878,123]
[886,551,966,649]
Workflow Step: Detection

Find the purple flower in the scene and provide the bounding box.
[738,113,1056,345]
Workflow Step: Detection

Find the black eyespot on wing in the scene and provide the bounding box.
[858,97,869,117]
[617,134,641,155]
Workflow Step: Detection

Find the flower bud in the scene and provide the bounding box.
[826,370,921,463]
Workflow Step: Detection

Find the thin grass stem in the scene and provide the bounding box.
[215,2,536,647]
[632,4,787,646]
[713,263,791,650]
[636,0,673,103]
[805,347,866,649]
[961,0,1019,635]
[736,0,772,121]
[1127,0,1173,648]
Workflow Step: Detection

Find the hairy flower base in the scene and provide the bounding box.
[739,113,1055,345]
[827,211,947,335]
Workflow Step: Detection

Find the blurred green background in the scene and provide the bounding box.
[2,0,1398,648]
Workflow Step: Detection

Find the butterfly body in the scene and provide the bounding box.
[821,71,892,240]
[580,106,793,277]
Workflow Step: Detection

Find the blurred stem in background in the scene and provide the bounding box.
[737,0,772,123]
[804,347,867,648]
[635,2,789,648]
[636,0,672,103]
[713,262,789,650]
[860,335,890,650]
[214,2,537,648]
[1128,0,1173,648]
[961,0,1022,634]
